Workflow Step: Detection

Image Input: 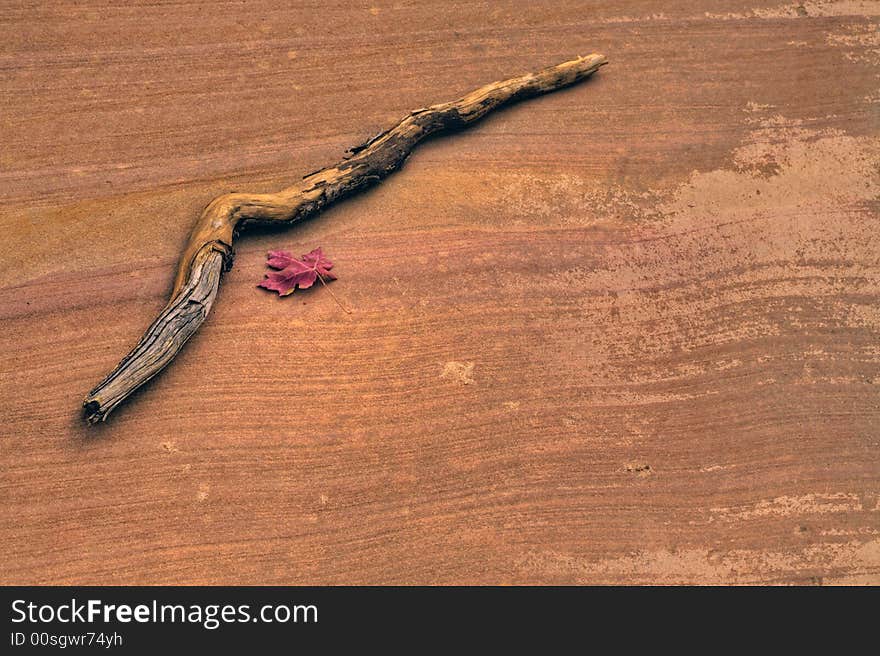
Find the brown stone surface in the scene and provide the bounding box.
[1,1,878,584]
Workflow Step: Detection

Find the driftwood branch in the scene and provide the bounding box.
[84,54,608,423]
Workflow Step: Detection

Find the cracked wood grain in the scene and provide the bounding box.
[83,54,608,423]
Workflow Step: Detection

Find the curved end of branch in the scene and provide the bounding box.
[83,246,226,424]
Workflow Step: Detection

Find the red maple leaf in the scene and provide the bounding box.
[258,247,337,296]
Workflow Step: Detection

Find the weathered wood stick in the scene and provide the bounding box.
[84,54,608,423]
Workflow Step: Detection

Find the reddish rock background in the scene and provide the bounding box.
[1,1,878,584]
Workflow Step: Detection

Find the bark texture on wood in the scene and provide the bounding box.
[83,54,608,423]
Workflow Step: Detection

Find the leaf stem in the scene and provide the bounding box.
[316,273,352,314]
